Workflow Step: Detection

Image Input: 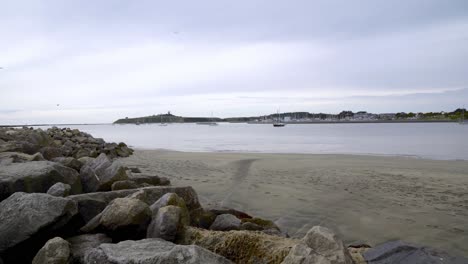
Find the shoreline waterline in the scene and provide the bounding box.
[131,147,468,162]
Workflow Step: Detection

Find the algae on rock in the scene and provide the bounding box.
[178,226,298,264]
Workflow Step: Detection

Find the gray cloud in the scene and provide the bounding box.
[1,0,467,124]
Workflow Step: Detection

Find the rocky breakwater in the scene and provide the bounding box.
[1,127,467,264]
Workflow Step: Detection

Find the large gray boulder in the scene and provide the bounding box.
[74,148,91,159]
[210,214,241,231]
[40,147,63,160]
[32,237,71,264]
[0,161,82,201]
[0,152,45,165]
[363,240,468,264]
[0,193,78,263]
[147,206,183,242]
[149,192,190,226]
[84,238,232,264]
[47,182,72,197]
[0,129,51,154]
[67,234,111,264]
[69,186,201,223]
[100,198,151,231]
[281,226,353,264]
[52,157,83,171]
[111,180,148,191]
[79,153,128,192]
[130,174,171,186]
[81,198,151,240]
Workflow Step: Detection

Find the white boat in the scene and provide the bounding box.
[197,112,218,126]
[273,110,286,127]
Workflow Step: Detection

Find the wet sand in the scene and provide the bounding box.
[121,150,468,257]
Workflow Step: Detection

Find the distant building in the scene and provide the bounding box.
[379,113,396,120]
[353,111,377,120]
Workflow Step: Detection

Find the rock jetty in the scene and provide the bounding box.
[0,126,466,264]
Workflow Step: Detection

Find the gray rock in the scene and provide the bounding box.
[77,156,94,165]
[67,234,111,264]
[130,174,171,186]
[0,193,78,255]
[40,146,63,160]
[83,238,232,264]
[363,240,468,264]
[79,153,128,192]
[74,148,90,159]
[32,237,71,264]
[79,213,103,234]
[147,206,182,242]
[69,186,201,222]
[111,180,143,191]
[4,129,52,154]
[52,157,83,171]
[99,198,151,231]
[149,192,190,226]
[209,214,241,231]
[0,141,41,155]
[63,140,75,148]
[47,182,72,197]
[74,197,107,223]
[80,198,151,240]
[0,152,45,165]
[0,161,82,201]
[190,208,217,229]
[281,226,353,264]
[75,136,88,144]
[115,144,132,157]
[126,189,148,201]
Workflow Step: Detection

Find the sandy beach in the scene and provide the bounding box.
[121,150,468,257]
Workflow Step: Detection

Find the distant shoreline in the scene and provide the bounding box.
[246,119,456,124]
[1,119,457,127]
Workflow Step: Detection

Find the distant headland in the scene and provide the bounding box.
[113,109,466,124]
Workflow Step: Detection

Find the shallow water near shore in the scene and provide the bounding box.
[63,122,468,160]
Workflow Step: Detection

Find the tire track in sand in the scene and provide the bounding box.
[220,159,257,206]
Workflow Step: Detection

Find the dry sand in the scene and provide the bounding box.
[121,150,468,257]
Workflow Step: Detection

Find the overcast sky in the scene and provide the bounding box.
[1,0,467,124]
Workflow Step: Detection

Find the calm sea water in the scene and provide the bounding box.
[61,122,468,160]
